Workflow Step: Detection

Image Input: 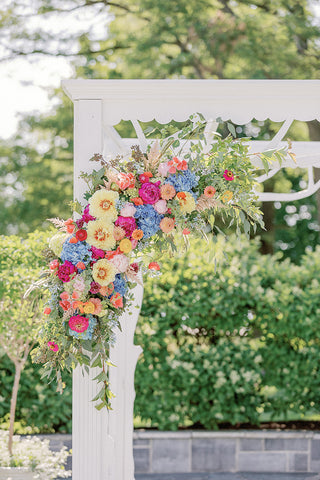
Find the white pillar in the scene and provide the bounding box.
[72,99,142,480]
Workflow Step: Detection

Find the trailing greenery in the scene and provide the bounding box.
[134,235,320,429]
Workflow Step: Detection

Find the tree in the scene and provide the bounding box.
[0,231,48,454]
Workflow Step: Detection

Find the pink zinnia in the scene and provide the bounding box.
[223,170,234,181]
[48,341,59,352]
[139,181,161,205]
[69,315,89,333]
[115,216,137,237]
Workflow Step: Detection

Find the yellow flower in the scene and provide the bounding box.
[83,302,95,314]
[178,191,196,213]
[87,220,116,251]
[88,189,119,221]
[119,238,132,254]
[221,190,233,203]
[92,259,116,286]
[49,233,70,256]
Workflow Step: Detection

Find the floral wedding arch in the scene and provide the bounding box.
[37,80,320,480]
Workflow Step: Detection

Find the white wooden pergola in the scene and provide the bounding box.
[62,79,320,480]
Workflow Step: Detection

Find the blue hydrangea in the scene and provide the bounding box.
[61,239,92,267]
[113,274,127,296]
[134,204,164,238]
[165,170,198,193]
[69,315,97,340]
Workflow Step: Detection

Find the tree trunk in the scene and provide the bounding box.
[307,120,320,234]
[8,363,22,456]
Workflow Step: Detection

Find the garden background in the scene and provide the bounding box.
[0,0,320,435]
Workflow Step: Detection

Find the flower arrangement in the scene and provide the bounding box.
[31,116,286,409]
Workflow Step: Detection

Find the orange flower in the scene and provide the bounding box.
[65,218,75,234]
[72,301,84,313]
[44,307,51,315]
[204,186,216,198]
[183,228,190,235]
[148,262,160,271]
[160,184,176,200]
[105,247,121,260]
[69,237,78,244]
[76,262,86,270]
[113,226,126,241]
[177,192,186,200]
[132,197,144,206]
[144,172,153,178]
[160,217,175,234]
[110,292,123,309]
[59,300,71,311]
[72,291,79,299]
[132,229,144,240]
[99,286,108,296]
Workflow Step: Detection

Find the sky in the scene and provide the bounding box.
[0,2,319,140]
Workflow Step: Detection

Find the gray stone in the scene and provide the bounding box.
[240,439,263,451]
[152,439,191,473]
[310,459,320,473]
[265,438,308,451]
[134,448,150,473]
[238,452,287,472]
[311,440,320,460]
[288,453,308,472]
[134,439,151,447]
[192,439,236,472]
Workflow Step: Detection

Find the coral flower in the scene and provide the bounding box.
[72,291,79,299]
[119,238,133,254]
[160,217,175,234]
[110,293,123,309]
[139,173,152,183]
[65,218,75,234]
[132,229,143,240]
[113,226,126,241]
[49,259,59,271]
[87,220,116,251]
[69,315,89,333]
[223,170,234,181]
[72,300,83,311]
[88,189,119,221]
[153,199,167,214]
[116,172,135,190]
[131,197,144,206]
[59,300,71,311]
[48,341,59,352]
[60,292,69,300]
[204,186,216,198]
[148,262,160,271]
[69,237,78,244]
[75,229,87,241]
[89,298,102,315]
[221,190,234,203]
[44,307,51,315]
[76,261,86,270]
[183,228,191,235]
[177,192,186,200]
[160,184,176,200]
[92,258,116,286]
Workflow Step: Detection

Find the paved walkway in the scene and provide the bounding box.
[135,474,319,480]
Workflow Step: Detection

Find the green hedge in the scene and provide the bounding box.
[134,236,320,429]
[1,235,320,432]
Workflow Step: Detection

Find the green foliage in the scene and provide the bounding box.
[134,235,320,429]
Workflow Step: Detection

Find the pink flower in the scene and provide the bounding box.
[89,298,102,315]
[158,162,170,177]
[116,172,135,190]
[131,239,138,249]
[69,315,89,333]
[115,216,137,237]
[90,282,101,294]
[57,261,77,283]
[139,182,161,205]
[50,259,59,271]
[48,341,59,352]
[73,276,86,292]
[110,293,123,309]
[223,170,234,181]
[130,263,139,273]
[109,254,130,273]
[90,246,105,260]
[120,203,136,217]
[153,199,167,214]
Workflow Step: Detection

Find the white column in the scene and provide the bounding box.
[72,99,143,480]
